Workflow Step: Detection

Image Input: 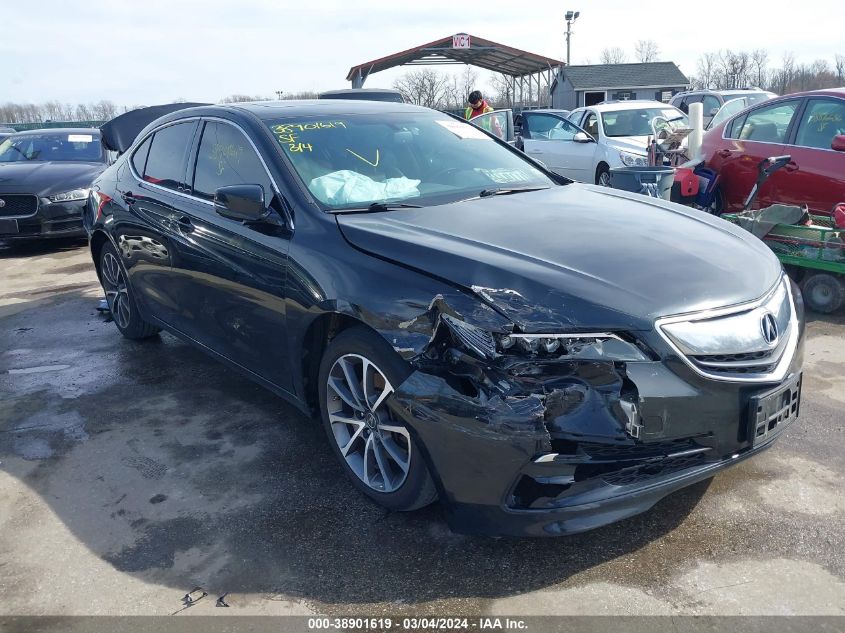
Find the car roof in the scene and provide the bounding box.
[319,88,402,96]
[9,127,101,136]
[588,100,679,112]
[229,100,434,119]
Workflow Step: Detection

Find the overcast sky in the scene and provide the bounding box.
[3,0,842,106]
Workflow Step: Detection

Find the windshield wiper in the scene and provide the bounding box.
[331,201,423,214]
[478,186,550,198]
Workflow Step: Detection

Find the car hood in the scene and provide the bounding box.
[606,136,650,154]
[336,185,783,332]
[0,161,106,197]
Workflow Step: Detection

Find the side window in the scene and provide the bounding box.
[732,101,799,144]
[794,98,845,149]
[130,135,151,176]
[192,121,274,202]
[524,114,565,139]
[567,110,584,126]
[143,122,196,190]
[702,95,721,116]
[726,114,747,139]
[582,112,599,137]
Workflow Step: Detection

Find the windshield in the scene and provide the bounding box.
[266,113,555,210]
[600,107,687,137]
[0,132,103,163]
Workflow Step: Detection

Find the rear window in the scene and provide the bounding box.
[143,122,196,190]
[131,136,152,175]
[0,132,103,163]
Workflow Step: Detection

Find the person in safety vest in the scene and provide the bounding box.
[464,90,503,139]
[465,90,493,120]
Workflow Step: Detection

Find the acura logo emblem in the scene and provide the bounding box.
[761,312,779,346]
[0,198,5,208]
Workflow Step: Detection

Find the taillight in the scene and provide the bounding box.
[91,191,112,221]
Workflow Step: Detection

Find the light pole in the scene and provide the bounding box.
[565,10,580,65]
[275,90,284,100]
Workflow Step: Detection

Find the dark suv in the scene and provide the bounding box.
[85,101,804,537]
[0,128,110,241]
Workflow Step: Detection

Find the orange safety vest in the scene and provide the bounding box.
[465,102,494,120]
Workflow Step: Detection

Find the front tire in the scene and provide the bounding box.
[99,241,160,339]
[596,163,611,187]
[318,326,437,511]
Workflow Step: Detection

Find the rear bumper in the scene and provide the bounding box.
[0,198,86,240]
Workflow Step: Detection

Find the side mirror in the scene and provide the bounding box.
[832,135,845,152]
[214,184,267,222]
[573,131,593,143]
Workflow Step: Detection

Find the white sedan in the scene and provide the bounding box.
[518,101,688,185]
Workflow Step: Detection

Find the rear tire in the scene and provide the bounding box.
[801,273,845,314]
[99,241,161,339]
[318,326,437,511]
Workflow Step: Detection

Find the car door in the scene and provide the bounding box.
[163,118,295,392]
[521,113,596,181]
[778,96,845,213]
[469,110,514,144]
[708,99,801,211]
[115,119,199,327]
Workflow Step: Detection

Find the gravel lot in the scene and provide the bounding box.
[1,239,844,617]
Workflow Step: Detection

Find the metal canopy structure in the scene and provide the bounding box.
[346,33,565,108]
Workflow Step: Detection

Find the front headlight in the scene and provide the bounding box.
[618,151,648,167]
[496,333,650,361]
[48,188,90,203]
[439,315,650,362]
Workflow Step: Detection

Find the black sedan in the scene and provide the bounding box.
[85,101,804,536]
[0,128,110,241]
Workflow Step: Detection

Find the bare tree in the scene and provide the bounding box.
[751,49,768,88]
[634,40,660,63]
[599,47,627,64]
[220,94,272,103]
[392,69,450,108]
[696,52,717,89]
[835,54,845,83]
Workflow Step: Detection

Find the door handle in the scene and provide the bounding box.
[785,161,799,172]
[175,215,194,231]
[717,149,732,158]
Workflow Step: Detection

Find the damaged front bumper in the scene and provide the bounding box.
[387,341,804,537]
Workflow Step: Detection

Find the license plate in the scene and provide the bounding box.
[748,373,801,446]
[0,218,19,234]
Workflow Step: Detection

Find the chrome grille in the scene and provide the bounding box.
[657,277,798,383]
[0,194,38,217]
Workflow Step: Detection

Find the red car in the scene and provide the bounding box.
[702,88,845,215]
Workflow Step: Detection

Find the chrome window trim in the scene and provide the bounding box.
[654,276,799,384]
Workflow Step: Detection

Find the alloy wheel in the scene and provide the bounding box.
[598,171,611,187]
[326,353,411,493]
[101,251,131,329]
